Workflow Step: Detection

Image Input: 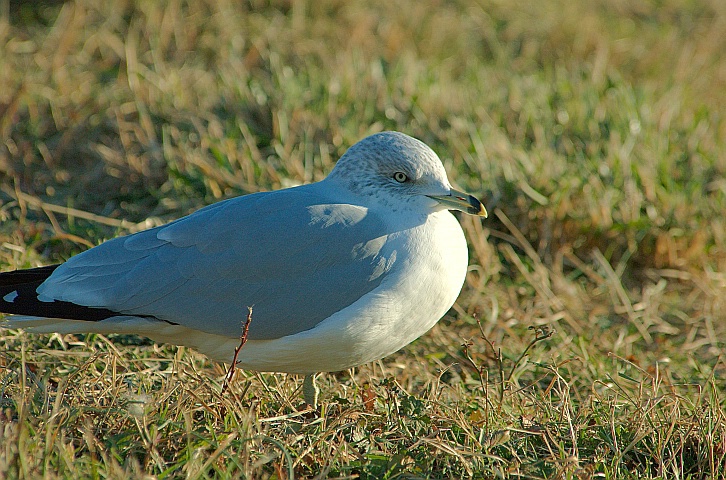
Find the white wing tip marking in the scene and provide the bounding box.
[3,291,18,303]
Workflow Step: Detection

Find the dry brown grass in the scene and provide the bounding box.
[1,0,725,478]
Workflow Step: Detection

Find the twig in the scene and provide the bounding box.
[474,316,506,410]
[461,339,492,415]
[462,318,556,420]
[221,307,253,395]
[462,340,494,430]
[461,315,505,422]
[506,325,556,384]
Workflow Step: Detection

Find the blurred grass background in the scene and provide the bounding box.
[1,0,725,478]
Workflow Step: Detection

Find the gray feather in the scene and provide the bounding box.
[36,182,397,339]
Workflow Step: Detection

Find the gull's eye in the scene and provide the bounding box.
[393,172,409,183]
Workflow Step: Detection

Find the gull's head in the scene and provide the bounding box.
[327,131,487,217]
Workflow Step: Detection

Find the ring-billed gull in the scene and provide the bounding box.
[0,131,486,407]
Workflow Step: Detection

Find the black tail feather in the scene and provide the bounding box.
[0,265,60,286]
[0,265,120,321]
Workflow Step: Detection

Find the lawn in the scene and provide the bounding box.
[1,0,725,478]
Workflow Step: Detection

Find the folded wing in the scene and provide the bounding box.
[35,183,398,339]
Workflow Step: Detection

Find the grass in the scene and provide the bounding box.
[1,0,725,477]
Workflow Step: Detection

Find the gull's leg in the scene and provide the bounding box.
[303,373,319,408]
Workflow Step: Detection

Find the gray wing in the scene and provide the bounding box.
[36,183,398,339]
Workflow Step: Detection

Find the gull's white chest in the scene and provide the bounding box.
[359,210,469,353]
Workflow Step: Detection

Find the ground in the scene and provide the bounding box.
[1,0,725,478]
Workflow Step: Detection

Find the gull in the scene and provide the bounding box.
[0,131,487,407]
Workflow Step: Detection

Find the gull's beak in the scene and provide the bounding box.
[427,189,488,217]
